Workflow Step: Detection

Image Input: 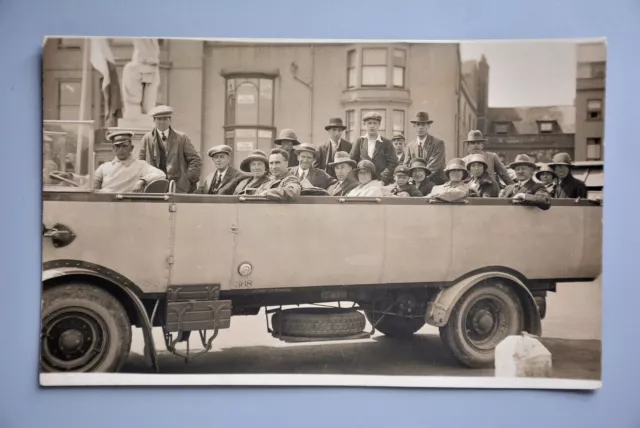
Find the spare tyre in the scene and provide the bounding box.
[271,307,366,338]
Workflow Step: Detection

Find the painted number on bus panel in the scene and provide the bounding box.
[234,280,253,288]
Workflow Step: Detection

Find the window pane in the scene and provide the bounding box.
[393,49,406,66]
[362,66,387,86]
[225,80,236,126]
[362,48,387,65]
[59,81,81,105]
[361,109,386,133]
[540,122,553,132]
[43,121,93,188]
[393,67,404,87]
[59,105,80,121]
[587,100,602,110]
[235,82,258,125]
[392,110,404,133]
[259,79,274,126]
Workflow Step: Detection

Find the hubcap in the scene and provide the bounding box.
[59,329,84,352]
[463,296,511,351]
[472,310,494,334]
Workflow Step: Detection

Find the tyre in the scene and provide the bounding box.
[364,310,425,338]
[271,307,366,338]
[439,282,523,368]
[40,283,132,373]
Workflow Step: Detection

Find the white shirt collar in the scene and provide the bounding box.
[366,134,382,142]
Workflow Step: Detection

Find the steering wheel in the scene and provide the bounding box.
[49,171,80,187]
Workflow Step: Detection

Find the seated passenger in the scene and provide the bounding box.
[548,152,588,199]
[326,151,359,196]
[386,165,423,197]
[346,160,384,197]
[254,148,302,202]
[499,154,551,210]
[535,164,557,195]
[195,144,244,195]
[465,153,500,197]
[232,149,271,195]
[408,158,435,196]
[426,158,476,202]
[51,131,166,193]
[289,143,337,190]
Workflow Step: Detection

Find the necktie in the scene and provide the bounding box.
[301,170,306,180]
[161,132,167,141]
[418,142,424,158]
[212,172,222,192]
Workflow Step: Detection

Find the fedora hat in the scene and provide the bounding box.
[355,159,378,180]
[328,151,357,168]
[240,149,269,173]
[207,144,233,158]
[293,142,318,157]
[535,164,558,181]
[509,154,537,169]
[465,153,488,171]
[274,128,301,146]
[324,117,347,131]
[444,158,469,180]
[548,152,573,167]
[410,111,434,124]
[463,130,487,143]
[408,158,432,176]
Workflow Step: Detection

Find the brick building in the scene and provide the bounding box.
[575,42,606,161]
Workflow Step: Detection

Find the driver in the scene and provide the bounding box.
[51,131,166,193]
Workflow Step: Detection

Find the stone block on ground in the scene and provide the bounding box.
[495,331,552,378]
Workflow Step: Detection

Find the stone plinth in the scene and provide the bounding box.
[108,121,153,160]
[495,332,552,378]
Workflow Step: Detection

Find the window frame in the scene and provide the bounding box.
[348,46,408,89]
[586,99,603,121]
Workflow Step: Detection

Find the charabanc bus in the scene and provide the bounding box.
[40,120,603,373]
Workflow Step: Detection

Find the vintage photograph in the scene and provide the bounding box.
[40,36,604,389]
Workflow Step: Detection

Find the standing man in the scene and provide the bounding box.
[195,144,245,195]
[289,143,337,190]
[548,152,588,199]
[139,105,202,193]
[461,130,513,187]
[255,148,302,202]
[326,151,359,196]
[403,112,446,185]
[274,128,301,168]
[499,154,551,210]
[349,111,398,185]
[315,117,353,179]
[392,132,407,164]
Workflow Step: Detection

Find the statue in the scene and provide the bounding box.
[121,38,161,118]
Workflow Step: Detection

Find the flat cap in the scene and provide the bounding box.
[106,130,134,144]
[362,111,382,123]
[148,105,174,118]
[207,144,233,157]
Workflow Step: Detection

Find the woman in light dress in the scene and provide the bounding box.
[347,160,384,197]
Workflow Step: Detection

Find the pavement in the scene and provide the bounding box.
[120,279,602,379]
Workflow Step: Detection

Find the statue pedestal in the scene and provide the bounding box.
[111,115,155,160]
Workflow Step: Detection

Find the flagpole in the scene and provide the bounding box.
[76,37,91,175]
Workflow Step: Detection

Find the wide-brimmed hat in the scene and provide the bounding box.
[324,117,347,131]
[408,158,432,176]
[293,143,318,157]
[548,152,573,167]
[410,111,434,124]
[207,144,233,158]
[444,158,469,180]
[535,164,558,181]
[362,111,382,123]
[328,151,357,168]
[509,154,537,169]
[148,105,173,118]
[106,130,134,144]
[355,160,378,180]
[392,132,406,141]
[463,130,487,143]
[274,129,301,146]
[240,149,269,173]
[465,153,488,171]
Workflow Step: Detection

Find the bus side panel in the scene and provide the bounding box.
[42,200,172,293]
[580,206,603,278]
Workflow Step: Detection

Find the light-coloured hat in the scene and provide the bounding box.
[535,164,558,181]
[355,159,378,180]
[148,105,173,118]
[207,145,233,157]
[362,111,382,123]
[444,158,469,180]
[465,153,488,171]
[548,152,573,167]
[106,130,134,144]
[293,143,318,157]
[328,151,357,168]
[240,149,269,173]
[509,154,537,169]
[463,130,487,143]
[408,158,432,176]
[274,128,301,146]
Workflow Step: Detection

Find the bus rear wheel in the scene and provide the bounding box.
[439,282,523,368]
[40,283,132,373]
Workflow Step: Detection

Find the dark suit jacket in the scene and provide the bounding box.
[327,176,359,196]
[194,166,245,195]
[289,166,337,190]
[139,127,202,194]
[414,179,435,197]
[500,179,551,210]
[232,175,271,195]
[349,136,399,185]
[403,134,446,185]
[315,138,353,178]
[554,174,588,199]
